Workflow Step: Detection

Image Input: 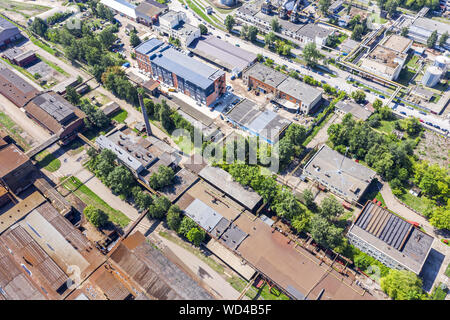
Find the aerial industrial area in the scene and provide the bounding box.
[0,0,449,304]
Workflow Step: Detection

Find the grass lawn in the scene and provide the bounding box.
[431,283,448,300]
[406,55,420,69]
[446,263,450,278]
[376,120,397,135]
[0,0,50,18]
[62,176,130,227]
[0,112,30,151]
[369,13,387,24]
[397,192,432,215]
[159,231,225,274]
[35,150,61,172]
[227,276,290,300]
[111,110,128,123]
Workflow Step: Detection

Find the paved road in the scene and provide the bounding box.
[156,234,242,300]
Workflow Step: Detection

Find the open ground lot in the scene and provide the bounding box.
[415,130,450,169]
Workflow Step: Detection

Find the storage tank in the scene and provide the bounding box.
[422,66,443,87]
[434,55,450,72]
[219,0,237,6]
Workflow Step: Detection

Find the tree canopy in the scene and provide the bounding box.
[380,269,423,300]
[84,205,108,228]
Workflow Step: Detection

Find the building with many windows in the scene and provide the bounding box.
[347,201,434,274]
[135,38,226,106]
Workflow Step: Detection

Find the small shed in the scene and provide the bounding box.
[409,186,421,197]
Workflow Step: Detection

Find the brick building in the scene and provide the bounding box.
[135,38,226,106]
[0,143,36,194]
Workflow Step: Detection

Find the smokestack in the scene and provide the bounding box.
[138,92,152,136]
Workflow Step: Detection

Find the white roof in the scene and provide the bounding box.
[100,0,137,19]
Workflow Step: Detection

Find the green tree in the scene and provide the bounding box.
[30,17,48,37]
[84,205,108,228]
[130,30,141,47]
[256,53,264,62]
[225,15,235,32]
[439,31,449,47]
[186,227,206,246]
[372,99,383,111]
[309,215,343,249]
[159,101,174,131]
[302,42,322,66]
[65,86,80,105]
[98,28,117,49]
[351,90,366,103]
[134,190,153,211]
[199,23,208,35]
[384,0,399,17]
[265,31,277,47]
[318,0,331,15]
[149,165,175,190]
[429,206,450,230]
[166,205,182,231]
[105,166,134,196]
[147,195,171,219]
[400,27,409,37]
[351,24,364,41]
[178,216,197,236]
[285,123,307,146]
[427,30,438,48]
[271,18,281,32]
[380,269,423,300]
[247,26,258,42]
[302,189,317,211]
[320,196,344,219]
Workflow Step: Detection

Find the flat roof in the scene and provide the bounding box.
[185,198,224,232]
[244,63,287,88]
[149,43,224,90]
[412,17,450,36]
[382,34,413,53]
[335,100,373,121]
[188,34,256,71]
[349,202,434,274]
[135,38,165,55]
[296,24,334,39]
[367,46,407,69]
[226,99,291,143]
[100,0,137,19]
[135,0,167,17]
[303,145,376,202]
[198,166,262,211]
[277,77,322,106]
[159,168,198,202]
[96,135,145,172]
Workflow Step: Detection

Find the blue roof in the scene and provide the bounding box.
[135,38,164,55]
[150,46,220,89]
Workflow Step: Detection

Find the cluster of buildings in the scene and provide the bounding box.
[100,0,169,26]
[135,38,226,107]
[243,63,323,114]
[0,61,86,145]
[399,16,450,50]
[235,0,335,47]
[359,34,413,81]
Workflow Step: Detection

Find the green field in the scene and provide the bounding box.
[35,150,61,172]
[0,0,50,19]
[62,176,130,227]
[0,112,30,150]
[397,192,433,215]
[227,276,290,300]
[446,263,450,278]
[111,110,128,123]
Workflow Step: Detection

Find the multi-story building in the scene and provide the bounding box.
[154,10,200,47]
[135,38,226,106]
[359,44,408,81]
[347,201,434,274]
[242,63,322,114]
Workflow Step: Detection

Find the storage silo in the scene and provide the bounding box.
[434,55,450,72]
[422,66,443,87]
[219,0,237,6]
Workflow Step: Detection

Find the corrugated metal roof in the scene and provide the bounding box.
[185,199,223,232]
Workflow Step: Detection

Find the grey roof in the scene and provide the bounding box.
[226,99,291,143]
[303,145,376,202]
[335,100,373,121]
[340,38,359,53]
[349,202,434,274]
[329,0,344,11]
[2,47,23,60]
[0,17,17,32]
[135,38,165,55]
[188,35,256,71]
[135,0,167,18]
[185,199,223,232]
[32,92,75,123]
[96,135,145,173]
[276,77,322,107]
[412,17,450,36]
[296,24,334,40]
[198,166,262,211]
[244,63,287,88]
[143,40,224,90]
[219,223,247,250]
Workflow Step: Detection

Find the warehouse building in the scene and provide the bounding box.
[347,201,434,274]
[100,0,137,20]
[24,92,86,144]
[0,142,36,194]
[303,145,376,203]
[399,17,450,50]
[135,38,226,106]
[1,48,37,67]
[225,99,291,145]
[0,16,22,48]
[243,63,322,114]
[335,100,373,121]
[0,64,40,107]
[135,0,168,25]
[188,34,257,74]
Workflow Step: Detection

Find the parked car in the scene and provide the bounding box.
[379,95,385,99]
[433,124,441,129]
[419,111,426,115]
[425,121,433,126]
[217,35,221,39]
[235,43,240,47]
[400,111,407,115]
